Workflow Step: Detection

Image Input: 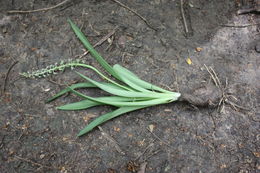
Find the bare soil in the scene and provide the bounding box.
[0,0,259,172]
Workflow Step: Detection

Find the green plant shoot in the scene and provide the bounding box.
[20,19,181,137]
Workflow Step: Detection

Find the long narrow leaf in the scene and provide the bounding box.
[113,64,139,78]
[69,87,173,107]
[76,71,175,99]
[76,63,132,91]
[57,99,102,110]
[46,82,96,103]
[46,79,133,103]
[68,19,120,80]
[113,64,175,94]
[59,96,151,110]
[77,106,148,136]
[113,65,153,93]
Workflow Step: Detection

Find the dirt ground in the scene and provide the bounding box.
[0,0,259,172]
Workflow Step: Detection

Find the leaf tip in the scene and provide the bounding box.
[45,98,53,103]
[77,131,84,137]
[56,106,61,110]
[67,18,72,24]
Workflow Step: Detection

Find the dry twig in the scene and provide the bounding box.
[135,142,155,161]
[180,0,189,34]
[14,155,58,170]
[111,0,156,31]
[147,128,171,147]
[2,61,18,94]
[220,23,260,28]
[98,126,125,155]
[204,64,220,88]
[7,0,70,14]
[137,162,147,173]
[77,26,118,59]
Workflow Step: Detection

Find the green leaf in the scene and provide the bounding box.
[68,19,120,80]
[77,106,148,136]
[57,99,102,110]
[46,82,96,103]
[76,64,132,91]
[113,64,173,93]
[68,87,173,107]
[46,78,134,103]
[113,64,139,79]
[113,65,153,93]
[76,71,175,99]
[58,96,152,110]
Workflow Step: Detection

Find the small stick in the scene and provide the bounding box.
[204,64,219,87]
[2,61,18,94]
[14,155,58,170]
[0,135,5,149]
[145,149,161,160]
[135,142,155,161]
[209,67,221,87]
[225,100,251,111]
[237,3,260,15]
[111,0,156,31]
[147,128,171,147]
[47,78,65,86]
[77,26,118,58]
[7,0,70,14]
[98,126,125,155]
[220,23,260,28]
[180,0,189,34]
[137,162,147,173]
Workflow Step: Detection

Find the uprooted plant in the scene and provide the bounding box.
[21,19,228,137]
[21,19,181,137]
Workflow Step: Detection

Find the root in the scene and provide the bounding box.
[179,64,250,111]
[179,83,221,108]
